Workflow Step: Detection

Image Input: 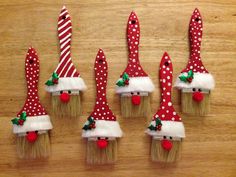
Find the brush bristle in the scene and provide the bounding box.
[120,96,151,118]
[181,92,210,116]
[151,138,182,162]
[16,133,51,159]
[86,140,117,164]
[52,95,81,118]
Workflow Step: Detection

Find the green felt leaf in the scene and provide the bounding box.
[155,118,162,126]
[52,72,59,79]
[11,118,19,125]
[148,125,157,131]
[179,75,187,82]
[82,124,91,130]
[187,70,194,78]
[116,79,125,87]
[45,80,54,86]
[122,72,129,81]
[20,112,27,121]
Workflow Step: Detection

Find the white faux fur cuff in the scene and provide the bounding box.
[174,73,215,90]
[146,121,185,138]
[115,77,155,94]
[82,120,123,138]
[45,77,87,92]
[13,115,53,134]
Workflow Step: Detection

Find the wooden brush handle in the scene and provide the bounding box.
[57,6,72,62]
[189,8,202,60]
[94,49,108,102]
[127,12,140,65]
[159,52,173,102]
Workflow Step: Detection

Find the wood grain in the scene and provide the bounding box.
[0,0,235,177]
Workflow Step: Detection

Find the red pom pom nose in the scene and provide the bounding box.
[161,139,173,151]
[192,92,204,102]
[26,131,38,143]
[97,139,108,149]
[132,95,141,105]
[60,92,70,103]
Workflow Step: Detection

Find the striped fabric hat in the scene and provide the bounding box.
[45,6,86,93]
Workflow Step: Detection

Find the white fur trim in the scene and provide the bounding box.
[45,77,87,92]
[82,120,123,138]
[146,121,185,138]
[174,73,215,90]
[115,77,155,93]
[13,115,53,134]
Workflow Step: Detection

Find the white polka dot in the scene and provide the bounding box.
[168,102,172,106]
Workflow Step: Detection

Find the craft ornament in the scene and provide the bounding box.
[115,11,154,118]
[146,52,185,162]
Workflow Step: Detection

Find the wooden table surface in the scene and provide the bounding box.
[0,0,235,177]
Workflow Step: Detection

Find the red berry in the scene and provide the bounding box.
[157,125,162,131]
[18,119,24,126]
[53,79,58,84]
[187,77,192,83]
[124,80,129,85]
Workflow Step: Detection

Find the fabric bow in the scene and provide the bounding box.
[82,117,96,130]
[179,70,194,83]
[148,118,162,131]
[116,72,129,87]
[11,112,27,126]
[45,72,59,86]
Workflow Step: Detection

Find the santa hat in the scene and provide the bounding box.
[175,8,215,90]
[12,47,53,134]
[45,6,86,93]
[146,52,185,138]
[115,11,154,94]
[82,49,122,138]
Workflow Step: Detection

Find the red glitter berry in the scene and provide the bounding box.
[18,119,24,126]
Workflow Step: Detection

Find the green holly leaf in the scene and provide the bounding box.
[11,118,19,125]
[82,124,90,130]
[20,112,27,121]
[187,70,194,78]
[116,79,125,87]
[179,75,187,82]
[45,80,54,86]
[155,118,162,126]
[52,72,59,79]
[148,124,157,131]
[122,72,129,81]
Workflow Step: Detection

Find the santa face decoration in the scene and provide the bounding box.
[174,8,215,115]
[146,52,185,162]
[115,12,154,118]
[45,6,86,117]
[12,47,53,158]
[82,49,122,164]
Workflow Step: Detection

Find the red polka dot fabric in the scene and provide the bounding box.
[17,47,47,117]
[122,11,148,77]
[152,52,181,122]
[181,8,208,74]
[89,49,116,121]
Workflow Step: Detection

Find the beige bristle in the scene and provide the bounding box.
[52,95,81,118]
[181,92,210,116]
[86,140,117,164]
[120,96,151,118]
[16,133,51,159]
[151,138,182,162]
